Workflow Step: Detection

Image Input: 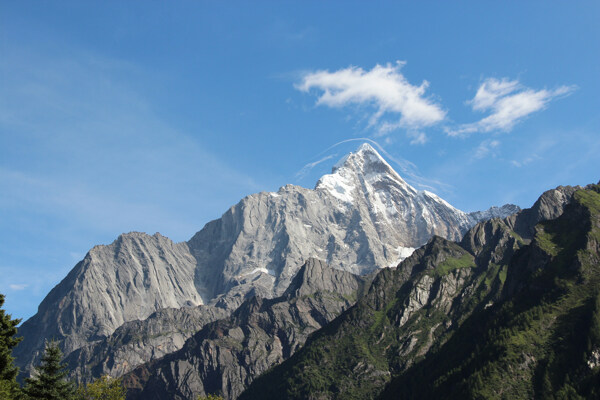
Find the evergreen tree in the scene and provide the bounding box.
[76,375,126,400]
[23,341,75,400]
[0,293,22,399]
[197,395,224,400]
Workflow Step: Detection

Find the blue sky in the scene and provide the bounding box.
[1,1,599,321]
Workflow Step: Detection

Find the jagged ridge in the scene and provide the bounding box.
[123,259,365,400]
[14,143,520,384]
[239,184,586,399]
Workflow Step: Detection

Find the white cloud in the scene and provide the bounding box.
[448,78,576,136]
[511,154,541,168]
[408,131,428,145]
[296,61,446,133]
[9,284,28,291]
[473,139,500,159]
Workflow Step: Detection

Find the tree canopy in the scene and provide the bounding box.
[0,293,22,399]
[23,340,75,400]
[76,375,126,400]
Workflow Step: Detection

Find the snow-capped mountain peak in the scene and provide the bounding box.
[16,142,521,382]
[312,143,475,256]
[331,143,403,180]
[316,143,413,204]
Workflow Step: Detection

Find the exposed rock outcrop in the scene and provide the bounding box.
[64,305,228,383]
[14,232,202,376]
[15,143,521,382]
[240,184,586,400]
[124,259,364,400]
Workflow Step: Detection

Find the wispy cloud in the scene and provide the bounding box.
[510,154,541,168]
[0,45,262,241]
[9,284,28,291]
[295,137,451,193]
[296,62,446,135]
[448,78,576,136]
[407,131,428,145]
[295,154,337,179]
[473,139,500,160]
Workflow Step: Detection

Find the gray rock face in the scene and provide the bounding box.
[500,185,580,242]
[190,143,485,310]
[239,185,581,400]
[64,305,228,383]
[468,204,521,223]
[124,259,364,400]
[15,143,516,381]
[15,232,203,375]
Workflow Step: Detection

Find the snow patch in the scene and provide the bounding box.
[385,246,417,268]
[240,268,276,278]
[369,190,399,219]
[333,153,351,171]
[421,190,457,211]
[316,173,356,204]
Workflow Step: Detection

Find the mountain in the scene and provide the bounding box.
[63,305,228,384]
[468,204,521,223]
[239,184,588,399]
[14,232,204,377]
[379,184,600,399]
[14,143,519,382]
[188,143,496,305]
[123,259,365,400]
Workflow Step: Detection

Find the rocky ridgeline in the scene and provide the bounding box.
[14,232,203,377]
[15,144,520,386]
[123,258,365,400]
[116,185,579,400]
[239,185,589,400]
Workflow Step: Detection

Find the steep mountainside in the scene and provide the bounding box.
[15,143,519,381]
[64,305,228,384]
[381,184,600,399]
[14,232,202,376]
[123,259,365,400]
[188,143,501,309]
[240,184,586,400]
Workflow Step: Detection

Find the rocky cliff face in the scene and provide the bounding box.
[15,143,520,382]
[468,204,521,223]
[63,305,228,383]
[240,184,583,400]
[189,143,516,310]
[379,184,600,399]
[14,232,203,376]
[123,259,365,400]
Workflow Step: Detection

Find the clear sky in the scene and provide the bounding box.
[1,1,599,321]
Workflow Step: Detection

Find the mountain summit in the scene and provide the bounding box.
[316,143,411,204]
[14,143,520,383]
[317,143,479,250]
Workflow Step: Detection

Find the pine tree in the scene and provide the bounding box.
[76,375,126,400]
[197,395,224,400]
[0,293,22,399]
[23,340,75,400]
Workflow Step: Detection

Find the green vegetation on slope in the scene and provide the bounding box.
[430,253,475,278]
[241,185,600,400]
[241,238,510,400]
[380,185,600,399]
